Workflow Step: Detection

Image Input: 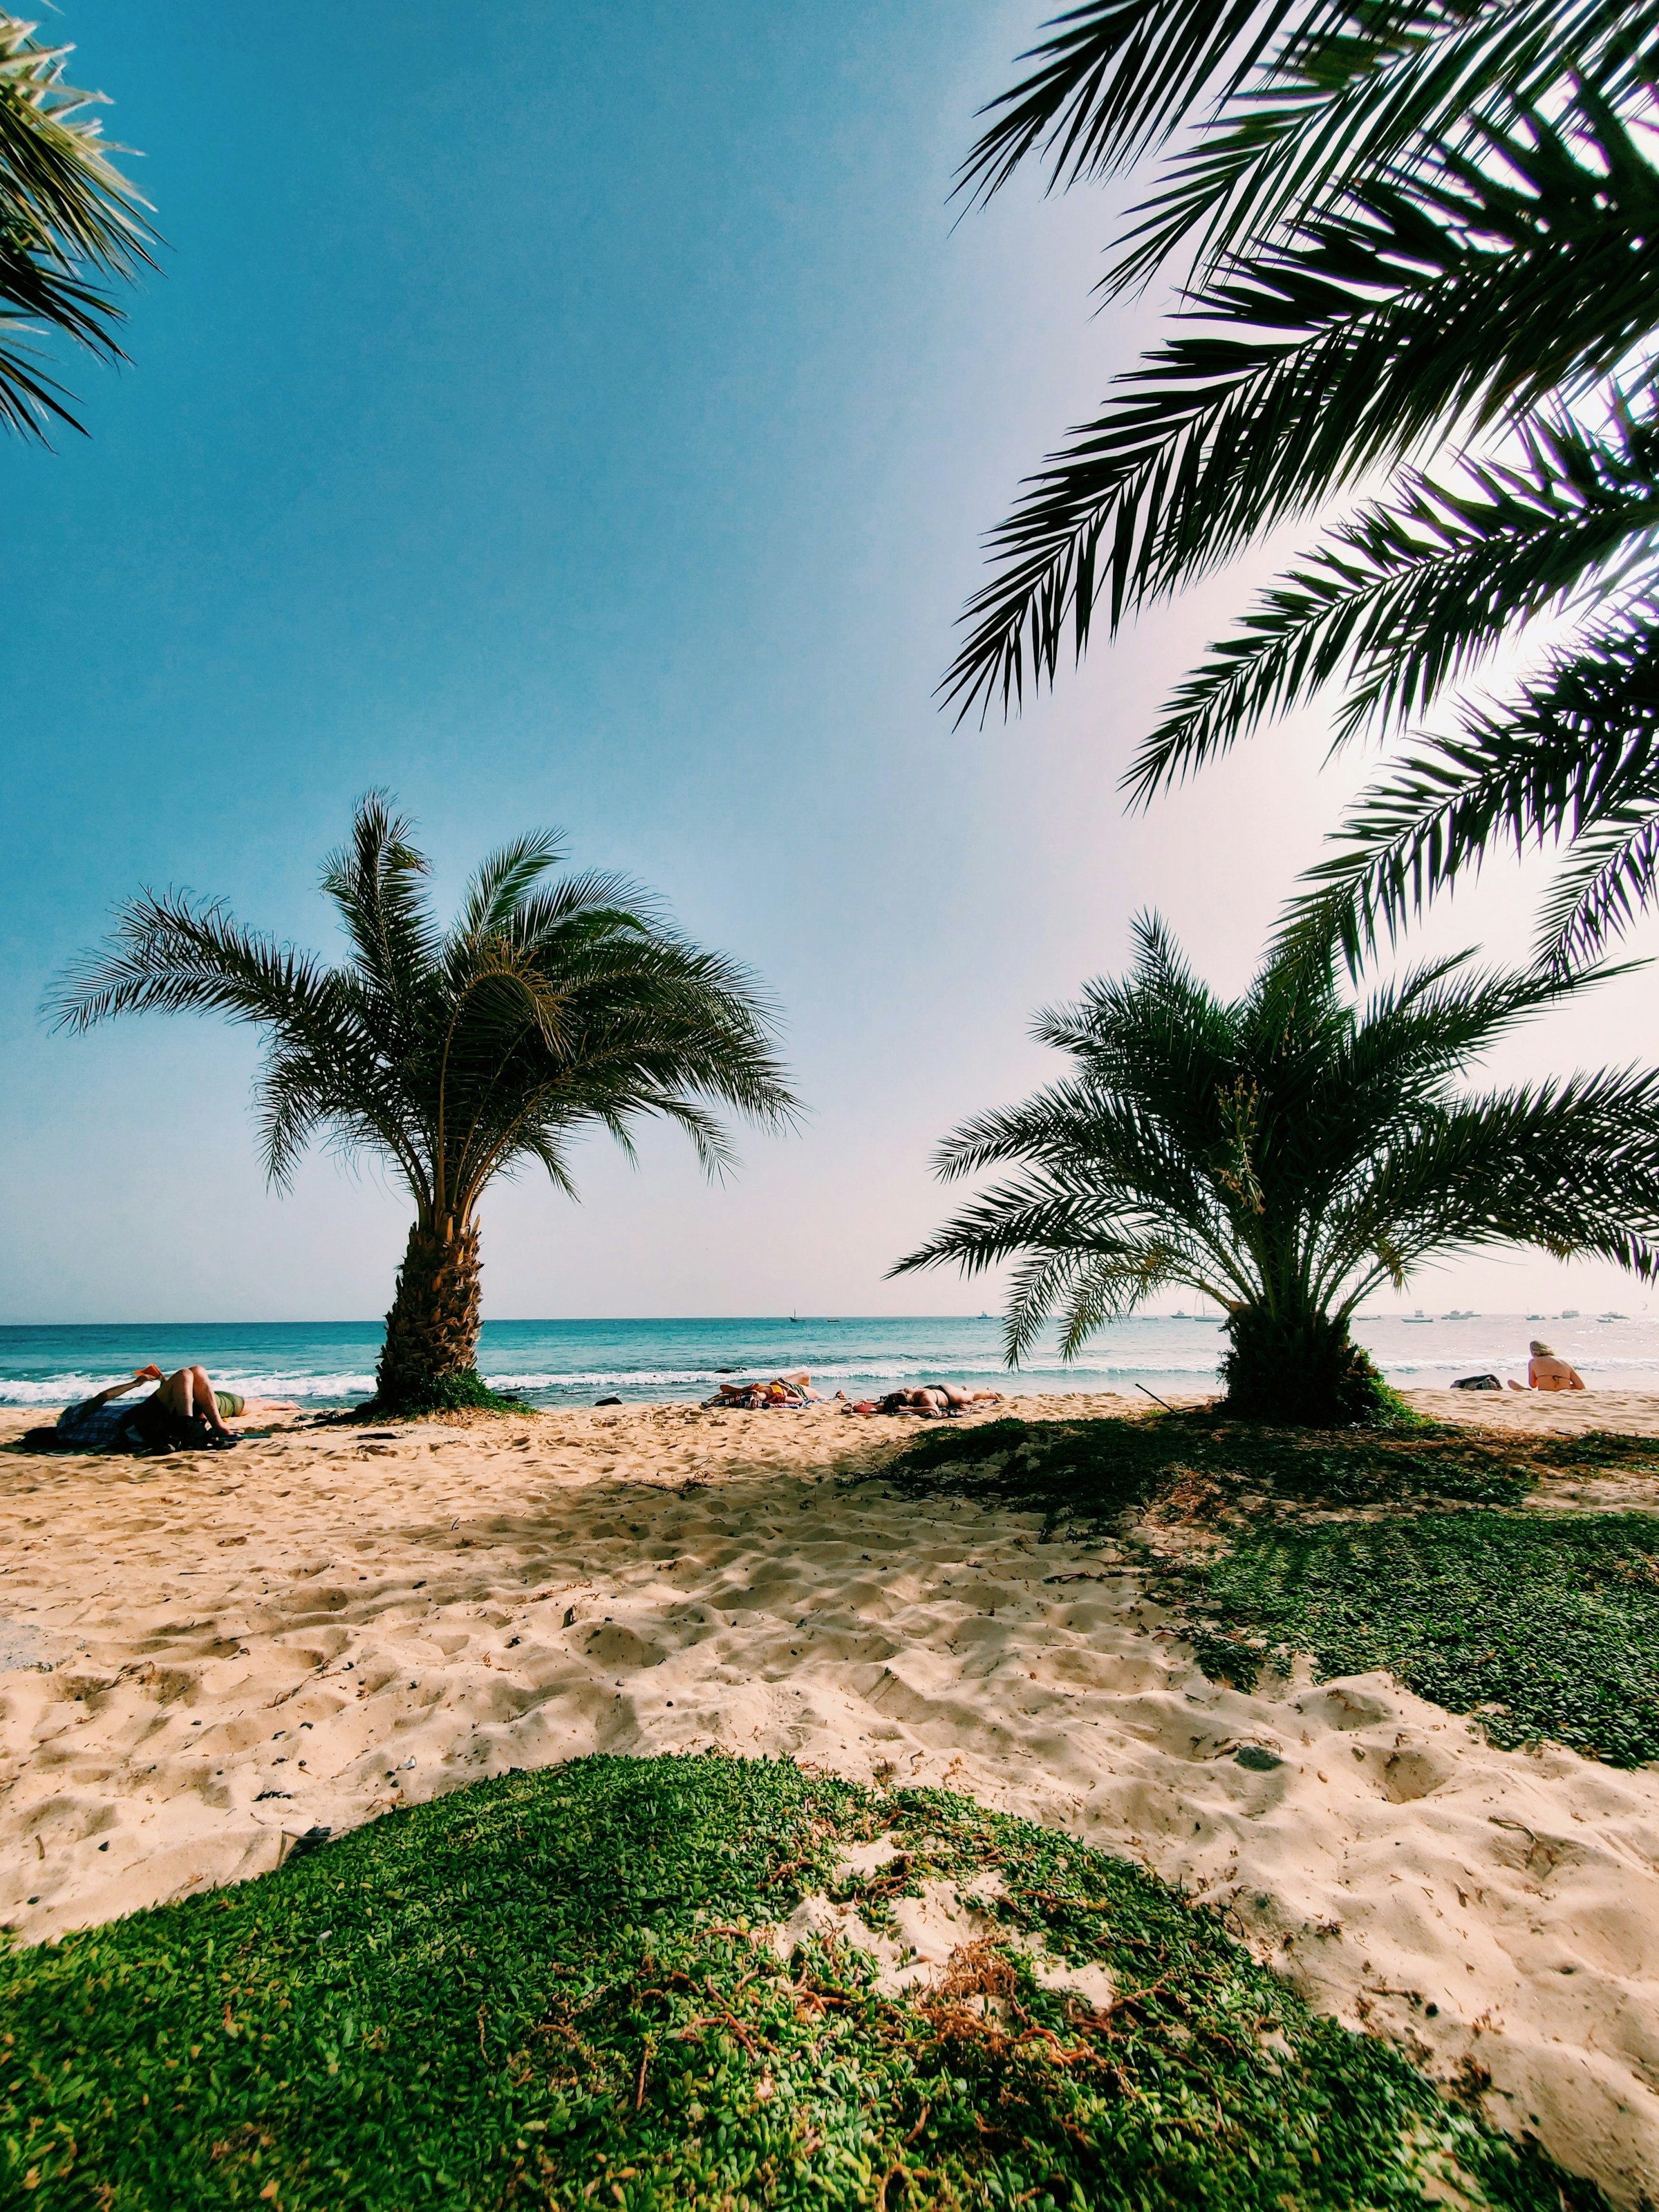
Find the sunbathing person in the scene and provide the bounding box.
[704,1370,822,1409]
[1526,1339,1586,1391]
[54,1367,297,1452]
[871,1384,1004,1416]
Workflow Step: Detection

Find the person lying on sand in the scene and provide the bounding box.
[1524,1338,1586,1391]
[53,1367,298,1452]
[703,1370,823,1410]
[855,1384,1005,1417]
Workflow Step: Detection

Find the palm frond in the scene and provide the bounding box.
[318,791,439,1018]
[944,87,1659,724]
[956,0,1346,206]
[1127,415,1659,802]
[1282,617,1659,966]
[455,832,564,939]
[1532,813,1659,972]
[1103,1,1652,297]
[0,17,157,438]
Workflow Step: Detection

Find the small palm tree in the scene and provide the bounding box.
[51,794,798,1413]
[892,917,1659,1426]
[0,15,156,438]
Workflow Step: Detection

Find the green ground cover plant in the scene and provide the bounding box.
[0,1755,1608,2210]
[879,1412,1591,1534]
[1159,1512,1659,1767]
[882,1415,1659,1764]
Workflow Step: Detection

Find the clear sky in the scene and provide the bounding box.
[4,0,1656,1327]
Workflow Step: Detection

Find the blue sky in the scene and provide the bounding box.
[4,0,1656,1326]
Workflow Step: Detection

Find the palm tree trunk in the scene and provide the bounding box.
[1221,1304,1391,1426]
[375,1220,485,1409]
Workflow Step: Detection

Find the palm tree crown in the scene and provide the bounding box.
[0,14,156,438]
[51,794,798,1409]
[946,1,1659,967]
[894,916,1659,1423]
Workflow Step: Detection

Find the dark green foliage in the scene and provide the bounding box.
[0,1757,1609,2209]
[1219,1307,1399,1427]
[880,1412,1537,1540]
[947,1,1659,968]
[50,794,796,1410]
[373,1367,516,1416]
[1159,1512,1659,1766]
[892,919,1659,1426]
[0,21,157,440]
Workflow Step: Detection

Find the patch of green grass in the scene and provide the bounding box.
[0,1756,1609,2209]
[1157,1513,1659,1764]
[877,1413,1584,1537]
[375,1367,518,1416]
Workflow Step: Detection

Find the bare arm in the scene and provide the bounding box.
[81,1365,162,1411]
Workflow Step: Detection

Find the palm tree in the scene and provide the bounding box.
[0,15,156,439]
[892,916,1659,1425]
[943,2,1659,966]
[50,794,798,1414]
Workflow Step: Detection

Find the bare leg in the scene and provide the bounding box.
[156,1368,233,1436]
[154,1369,194,1419]
[193,1368,234,1435]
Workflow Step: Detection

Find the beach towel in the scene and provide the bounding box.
[53,1397,151,1451]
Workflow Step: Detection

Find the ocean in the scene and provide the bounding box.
[3,1310,1657,1411]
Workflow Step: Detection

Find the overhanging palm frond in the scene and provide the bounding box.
[955,0,1349,207]
[1101,0,1651,298]
[1126,412,1659,802]
[1281,619,1659,968]
[1533,812,1659,973]
[0,15,156,438]
[944,91,1659,724]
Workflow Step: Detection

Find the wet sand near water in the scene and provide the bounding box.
[3,1389,1659,2204]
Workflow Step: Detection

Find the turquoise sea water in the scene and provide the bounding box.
[3,1311,1657,1410]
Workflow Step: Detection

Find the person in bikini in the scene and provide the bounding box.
[1525,1339,1585,1391]
[875,1384,1004,1416]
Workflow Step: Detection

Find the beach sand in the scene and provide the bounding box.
[4,1387,1659,2203]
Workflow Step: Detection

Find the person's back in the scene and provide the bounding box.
[1528,1338,1585,1391]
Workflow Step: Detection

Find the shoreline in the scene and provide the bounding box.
[3,1386,1659,2202]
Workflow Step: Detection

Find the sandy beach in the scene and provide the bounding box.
[4,1387,1659,2203]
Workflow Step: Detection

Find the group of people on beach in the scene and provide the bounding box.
[700,1369,1004,1416]
[41,1334,1586,1452]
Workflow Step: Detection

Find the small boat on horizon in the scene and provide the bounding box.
[1403,1309,1433,1324]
